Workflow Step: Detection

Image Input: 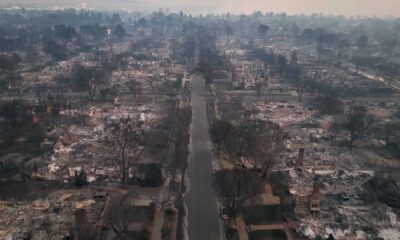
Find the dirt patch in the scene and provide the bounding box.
[0,180,69,201]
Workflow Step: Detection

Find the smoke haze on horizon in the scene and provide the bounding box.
[1,0,400,17]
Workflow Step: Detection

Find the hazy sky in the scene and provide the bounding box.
[2,0,400,17]
[215,0,400,16]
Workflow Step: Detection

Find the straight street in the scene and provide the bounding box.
[184,75,221,240]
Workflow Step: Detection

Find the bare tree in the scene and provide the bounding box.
[225,25,234,45]
[126,77,142,98]
[258,24,270,49]
[169,37,179,61]
[0,53,21,73]
[213,169,262,217]
[255,80,264,96]
[346,104,372,150]
[4,73,23,97]
[100,85,119,102]
[148,77,157,95]
[108,115,144,184]
[287,65,307,102]
[108,192,139,240]
[253,63,269,96]
[225,117,283,178]
[86,78,98,100]
[251,121,284,178]
[60,124,72,141]
[71,64,106,100]
[209,120,234,153]
[385,121,400,148]
[182,81,191,101]
[295,83,307,102]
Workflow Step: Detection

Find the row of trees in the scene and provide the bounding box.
[210,110,284,216]
[213,168,263,217]
[0,10,126,50]
[211,116,284,176]
[105,103,192,186]
[209,61,373,219]
[249,47,345,104]
[43,23,127,60]
[196,26,225,84]
[249,46,375,150]
[351,55,400,83]
[54,59,128,102]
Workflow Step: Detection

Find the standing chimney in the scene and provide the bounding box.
[312,181,320,196]
[310,180,320,212]
[75,209,92,240]
[296,148,305,167]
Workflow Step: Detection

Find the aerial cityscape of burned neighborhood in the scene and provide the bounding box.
[0,2,400,240]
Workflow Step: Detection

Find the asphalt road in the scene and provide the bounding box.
[184,75,221,240]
